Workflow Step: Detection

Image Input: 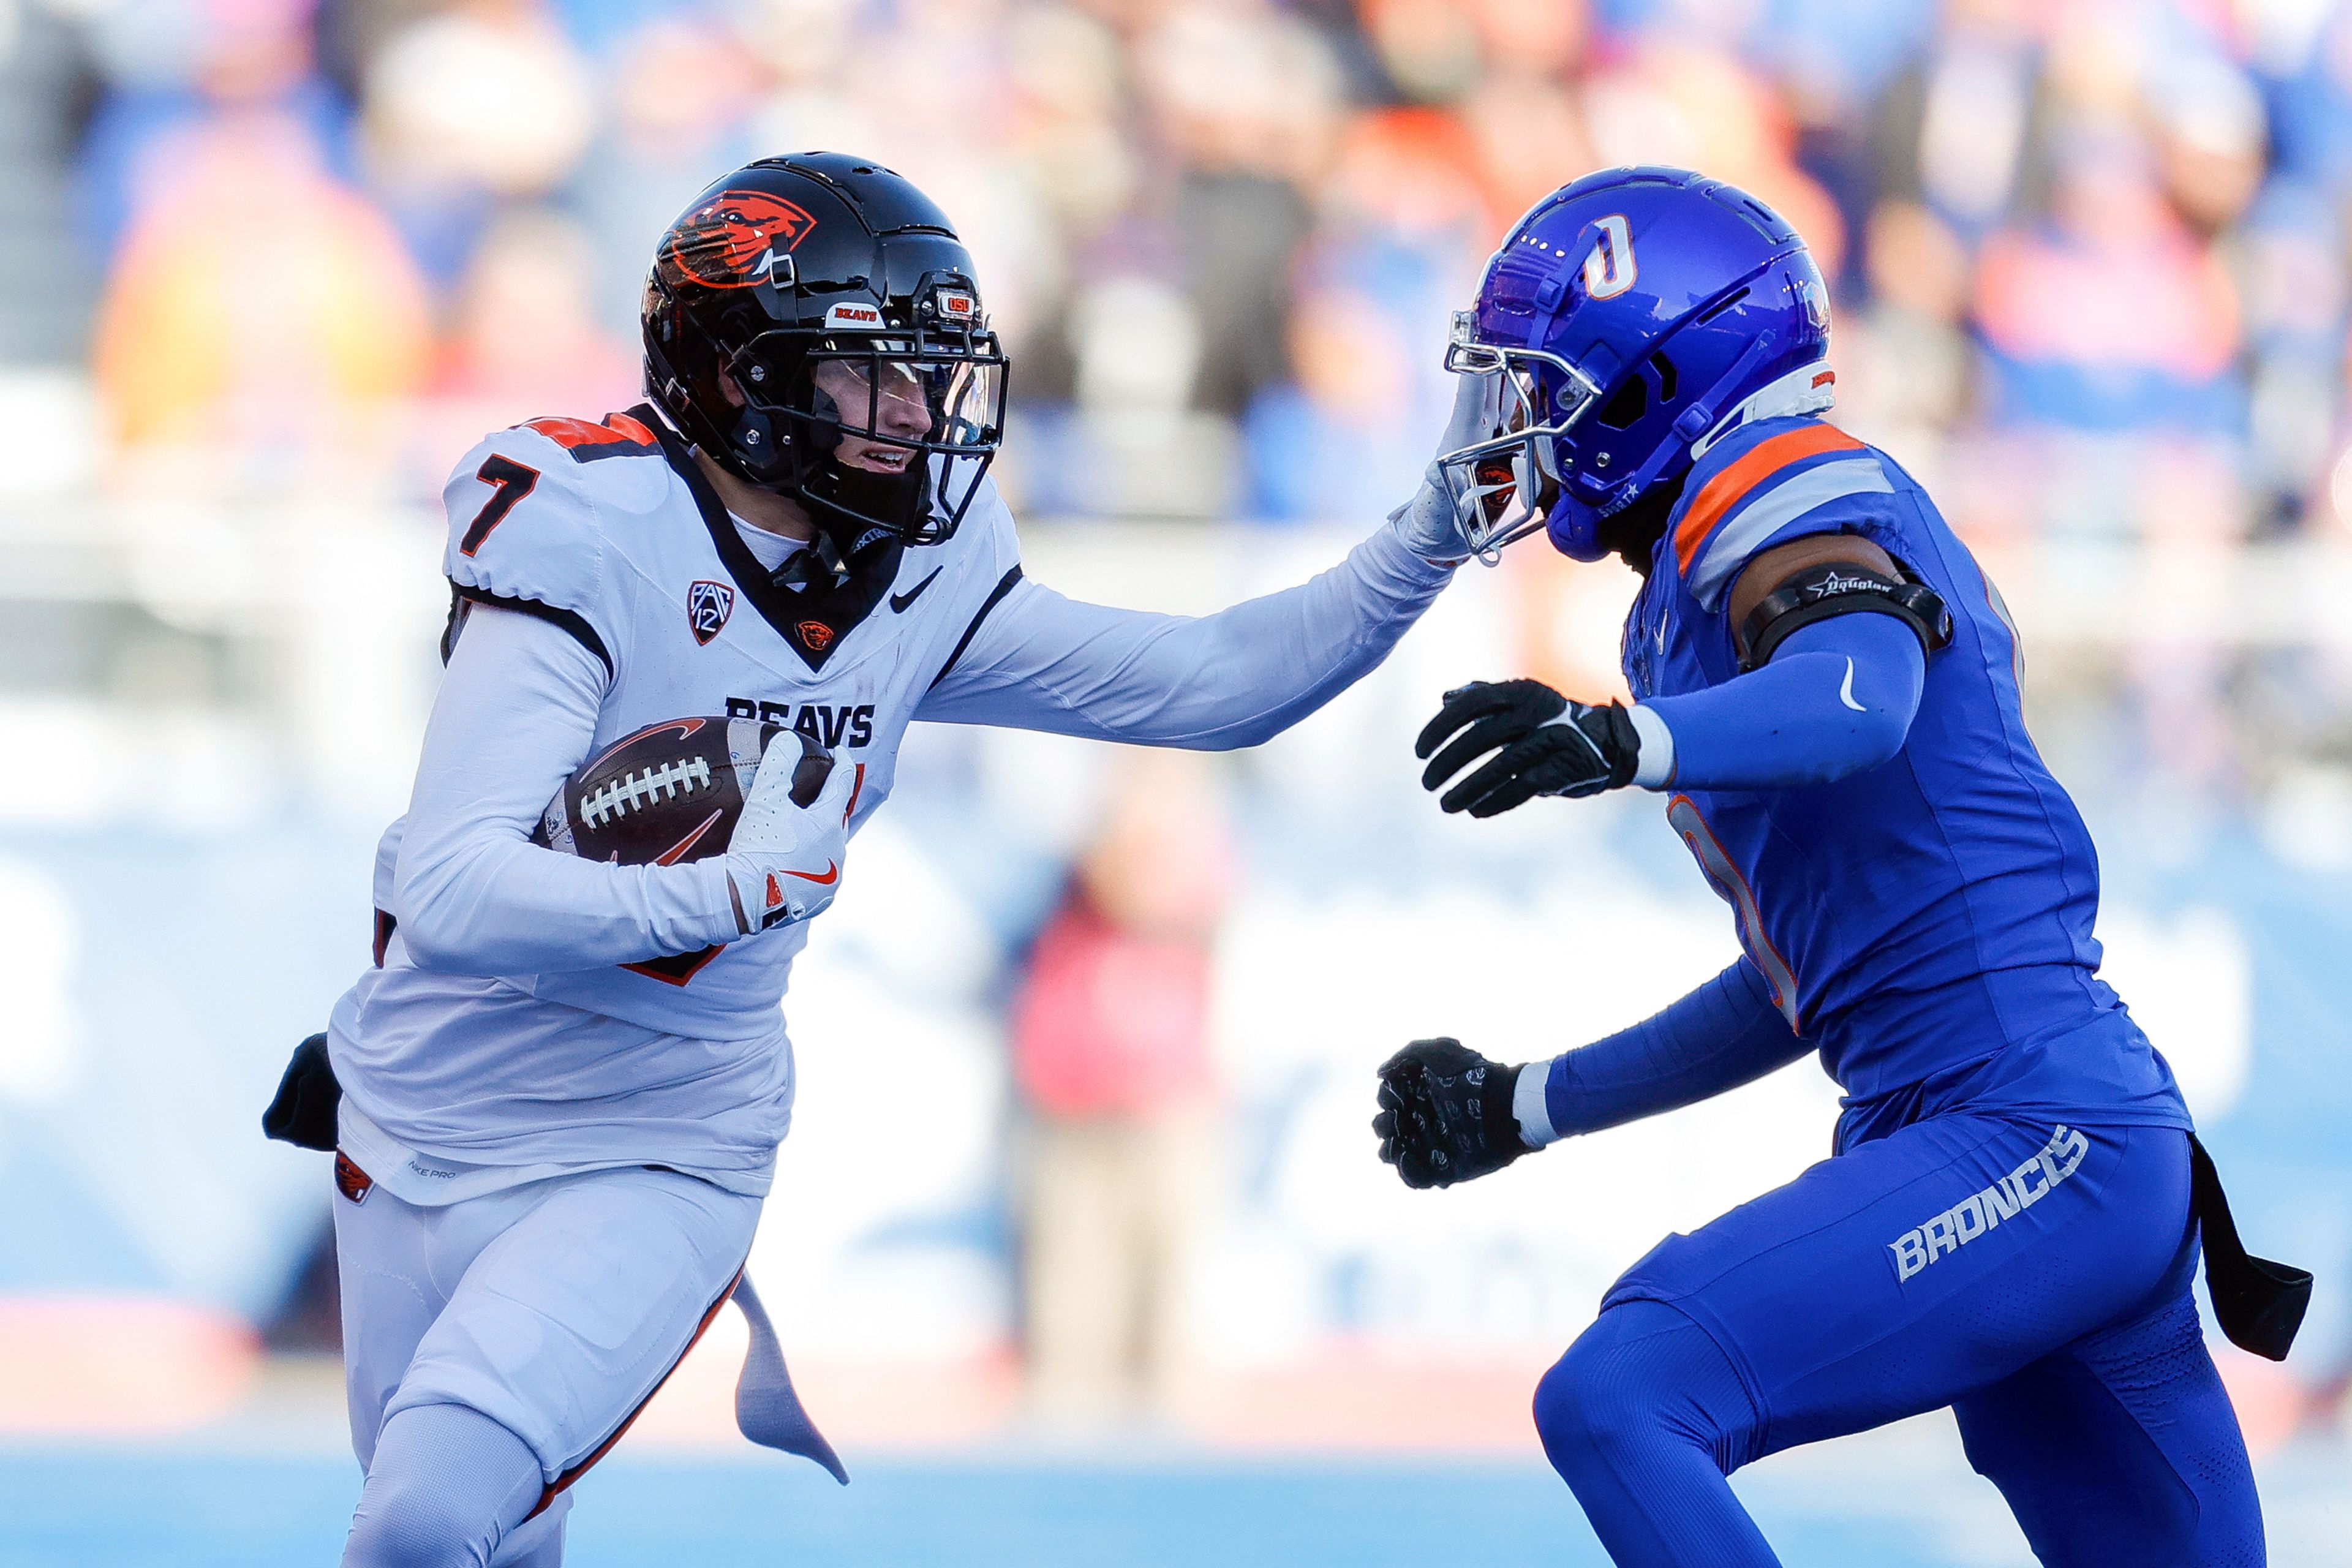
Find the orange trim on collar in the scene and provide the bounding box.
[1672,423,1864,576]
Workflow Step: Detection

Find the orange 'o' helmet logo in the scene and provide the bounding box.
[660,189,818,290]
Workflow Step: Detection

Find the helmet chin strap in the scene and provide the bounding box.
[770,527,851,593]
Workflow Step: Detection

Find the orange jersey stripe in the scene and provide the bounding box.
[524,413,659,451]
[1672,423,1866,576]
[604,411,658,446]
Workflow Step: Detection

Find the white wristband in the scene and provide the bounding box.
[1628,703,1676,790]
[1513,1060,1561,1149]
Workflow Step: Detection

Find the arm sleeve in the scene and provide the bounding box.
[391,606,741,976]
[914,519,1454,748]
[1637,611,1926,791]
[1520,960,1814,1144]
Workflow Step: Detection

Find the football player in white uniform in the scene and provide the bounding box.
[272,153,1487,1567]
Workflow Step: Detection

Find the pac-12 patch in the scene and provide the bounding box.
[334,1151,374,1205]
[688,581,736,646]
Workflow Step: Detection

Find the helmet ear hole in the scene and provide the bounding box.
[1650,352,1678,403]
[1596,377,1648,430]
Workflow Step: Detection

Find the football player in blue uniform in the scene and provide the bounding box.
[1374,167,2307,1567]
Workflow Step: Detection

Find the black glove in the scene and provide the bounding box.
[1415,679,1641,817]
[262,1032,341,1152]
[1373,1038,1529,1189]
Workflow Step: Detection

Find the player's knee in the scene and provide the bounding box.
[343,1403,545,1568]
[1534,1311,1665,1474]
[344,1478,499,1568]
[1534,1302,1749,1485]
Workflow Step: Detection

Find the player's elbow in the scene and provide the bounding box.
[390,905,484,974]
[1192,721,1280,752]
[389,870,497,974]
[1182,689,1335,750]
[1799,717,1907,786]
[1116,712,1289,751]
[1833,703,1912,778]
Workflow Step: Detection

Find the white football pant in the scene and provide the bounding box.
[333,1154,758,1562]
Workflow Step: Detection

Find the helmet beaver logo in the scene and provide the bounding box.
[660,189,818,290]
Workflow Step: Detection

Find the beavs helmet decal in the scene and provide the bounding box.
[658,189,818,290]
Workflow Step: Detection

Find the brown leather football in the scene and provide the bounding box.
[533,716,832,866]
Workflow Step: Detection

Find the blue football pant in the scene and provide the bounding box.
[1534,1116,2262,1567]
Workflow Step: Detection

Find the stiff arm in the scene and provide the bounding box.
[916,519,1454,748]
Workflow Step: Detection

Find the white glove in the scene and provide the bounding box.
[1389,368,1504,565]
[724,733,858,934]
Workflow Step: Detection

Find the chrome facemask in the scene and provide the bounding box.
[1432,310,1605,560]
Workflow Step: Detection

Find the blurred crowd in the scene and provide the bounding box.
[7,0,2352,810]
[6,0,2352,527]
[12,0,2352,1431]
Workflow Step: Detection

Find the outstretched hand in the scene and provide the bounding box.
[1389,369,1506,565]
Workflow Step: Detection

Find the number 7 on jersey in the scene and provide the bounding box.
[461,455,541,557]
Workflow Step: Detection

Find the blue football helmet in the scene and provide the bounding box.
[1439,167,1834,561]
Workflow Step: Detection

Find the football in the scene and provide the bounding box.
[533,715,832,867]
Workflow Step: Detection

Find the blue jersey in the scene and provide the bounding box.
[1624,414,2188,1144]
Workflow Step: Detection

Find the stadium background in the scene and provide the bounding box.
[6,0,2352,1561]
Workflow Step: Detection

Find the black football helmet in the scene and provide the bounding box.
[641,154,1009,551]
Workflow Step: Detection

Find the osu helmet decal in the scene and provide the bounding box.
[658,189,818,290]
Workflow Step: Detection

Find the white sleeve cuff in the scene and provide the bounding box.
[1513,1060,1560,1149]
[1629,702,1676,790]
[693,855,747,943]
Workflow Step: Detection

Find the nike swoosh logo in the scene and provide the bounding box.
[889,568,943,614]
[1838,657,1864,712]
[654,809,726,866]
[774,861,840,887]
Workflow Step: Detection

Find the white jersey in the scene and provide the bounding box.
[331,405,1454,1202]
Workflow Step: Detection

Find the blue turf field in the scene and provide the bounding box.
[0,1444,2023,1568]
[5,1438,2350,1566]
